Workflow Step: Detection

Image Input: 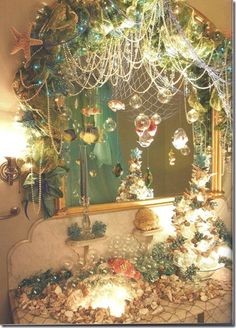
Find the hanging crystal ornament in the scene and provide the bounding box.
[144,167,153,187]
[134,113,150,131]
[129,94,143,109]
[112,162,123,177]
[180,145,191,156]
[168,149,176,166]
[108,99,125,112]
[103,117,117,132]
[151,113,162,125]
[172,128,189,150]
[158,88,173,104]
[138,131,154,147]
[186,108,199,123]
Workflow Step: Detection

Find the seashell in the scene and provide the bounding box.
[134,207,159,231]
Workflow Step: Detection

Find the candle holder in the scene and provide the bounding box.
[80,196,93,239]
[79,145,93,239]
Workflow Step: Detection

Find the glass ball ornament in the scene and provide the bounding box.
[138,131,154,147]
[187,108,199,123]
[180,144,191,156]
[89,170,97,177]
[147,119,157,137]
[134,113,150,131]
[151,113,162,125]
[129,94,143,109]
[172,128,189,150]
[103,117,117,132]
[158,88,173,104]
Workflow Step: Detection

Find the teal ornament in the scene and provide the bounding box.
[130,147,142,160]
[112,162,123,177]
[33,63,40,70]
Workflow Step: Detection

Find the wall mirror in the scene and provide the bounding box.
[12,0,231,217]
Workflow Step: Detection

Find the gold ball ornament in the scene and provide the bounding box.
[134,207,159,231]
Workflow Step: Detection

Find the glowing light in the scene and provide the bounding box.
[216,245,232,259]
[0,124,27,158]
[68,278,135,318]
[91,284,132,317]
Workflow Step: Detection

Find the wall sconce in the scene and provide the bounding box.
[0,157,20,185]
[0,123,27,185]
[0,206,20,220]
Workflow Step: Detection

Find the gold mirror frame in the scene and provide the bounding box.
[54,6,227,217]
[55,113,224,217]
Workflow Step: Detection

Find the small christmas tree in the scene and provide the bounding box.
[116,148,153,202]
[172,165,231,272]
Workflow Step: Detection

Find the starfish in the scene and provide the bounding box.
[10,24,43,62]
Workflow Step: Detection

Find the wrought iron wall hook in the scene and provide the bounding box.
[0,207,20,220]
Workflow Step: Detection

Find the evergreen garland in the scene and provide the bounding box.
[15,269,72,299]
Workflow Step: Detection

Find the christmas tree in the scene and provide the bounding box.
[171,165,232,272]
[116,148,153,202]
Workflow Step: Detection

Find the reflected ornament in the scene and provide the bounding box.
[129,94,143,109]
[144,167,153,187]
[89,170,97,177]
[172,128,188,150]
[135,128,144,137]
[187,108,199,123]
[80,125,99,144]
[108,99,125,112]
[180,145,191,156]
[138,139,153,148]
[158,88,173,104]
[103,117,117,132]
[147,119,157,137]
[151,113,162,125]
[89,152,96,160]
[112,162,123,177]
[168,149,176,166]
[138,130,154,147]
[134,113,150,131]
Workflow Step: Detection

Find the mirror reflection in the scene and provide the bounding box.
[64,83,193,207]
